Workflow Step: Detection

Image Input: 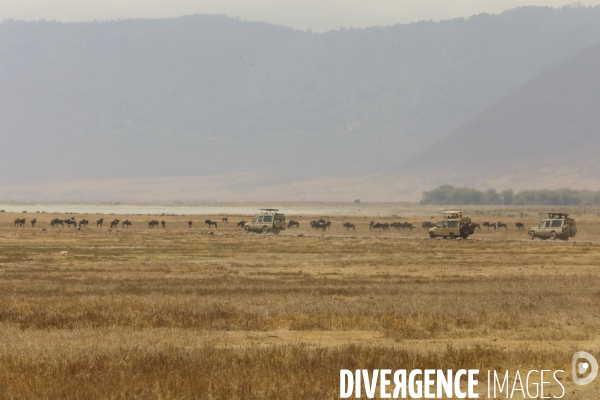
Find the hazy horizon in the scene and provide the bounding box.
[1,0,599,32]
[2,5,600,201]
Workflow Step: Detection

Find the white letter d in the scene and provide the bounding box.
[341,370,353,398]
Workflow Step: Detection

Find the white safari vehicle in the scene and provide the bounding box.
[528,212,577,240]
[244,209,287,234]
[428,211,477,239]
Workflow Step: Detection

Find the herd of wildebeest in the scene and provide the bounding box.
[6,214,528,234]
[9,216,230,230]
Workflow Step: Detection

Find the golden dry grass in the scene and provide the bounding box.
[1,207,600,398]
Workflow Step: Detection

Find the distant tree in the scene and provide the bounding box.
[501,189,514,205]
[423,186,600,206]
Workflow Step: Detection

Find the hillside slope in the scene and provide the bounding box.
[397,39,600,191]
[2,7,600,190]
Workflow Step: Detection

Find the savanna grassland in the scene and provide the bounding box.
[1,206,600,399]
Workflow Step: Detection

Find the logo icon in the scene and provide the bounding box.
[573,351,598,385]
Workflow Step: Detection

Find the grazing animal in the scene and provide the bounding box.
[50,218,64,228]
[372,222,384,230]
[515,222,525,230]
[311,220,330,230]
[221,217,228,223]
[497,222,508,230]
[369,221,375,230]
[287,220,300,229]
[14,218,25,228]
[79,219,89,228]
[161,220,166,228]
[65,219,77,228]
[122,220,132,228]
[110,219,120,229]
[205,220,218,229]
[188,220,193,229]
[481,221,496,231]
[310,221,327,231]
[422,221,435,229]
[482,222,497,231]
[237,220,247,228]
[343,222,356,231]
[148,220,159,228]
[315,222,327,231]
[31,218,37,228]
[402,222,414,231]
[96,218,104,228]
[471,223,481,231]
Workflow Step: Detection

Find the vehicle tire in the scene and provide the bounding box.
[549,231,556,240]
[244,226,250,234]
[262,226,268,234]
[449,232,456,239]
[467,224,476,235]
[429,232,436,239]
[529,231,535,240]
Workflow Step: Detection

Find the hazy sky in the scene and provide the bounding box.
[1,0,598,31]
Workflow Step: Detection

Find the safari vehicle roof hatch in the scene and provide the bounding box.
[547,212,568,219]
[442,211,462,218]
[259,208,280,214]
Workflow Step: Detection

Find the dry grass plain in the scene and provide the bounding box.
[1,206,600,398]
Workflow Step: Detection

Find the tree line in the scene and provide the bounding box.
[420,185,600,206]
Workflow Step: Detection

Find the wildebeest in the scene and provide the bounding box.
[515,222,525,230]
[422,221,436,229]
[96,218,104,228]
[471,223,481,231]
[188,221,193,229]
[14,218,25,228]
[31,218,37,228]
[109,219,120,229]
[497,222,508,230]
[122,220,132,228]
[371,222,385,230]
[161,220,166,228]
[343,222,356,231]
[148,220,159,228]
[65,219,77,228]
[50,218,64,228]
[482,222,496,231]
[310,221,327,231]
[237,220,247,228]
[287,220,300,229]
[78,219,89,228]
[369,221,375,230]
[205,220,217,228]
[311,220,331,230]
[222,217,228,223]
[400,222,414,231]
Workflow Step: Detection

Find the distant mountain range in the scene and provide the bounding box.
[396,38,600,193]
[2,6,600,201]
